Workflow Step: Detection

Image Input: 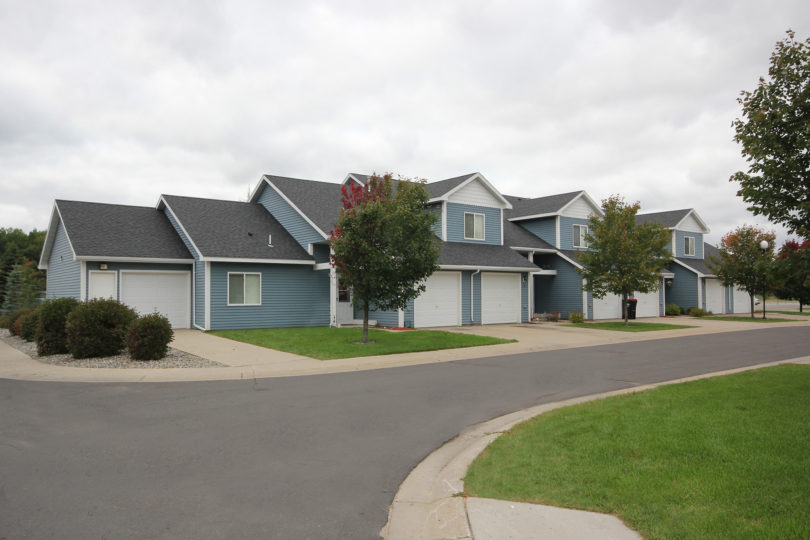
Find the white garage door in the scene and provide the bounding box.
[732,286,751,314]
[632,289,660,318]
[120,271,190,328]
[482,273,521,324]
[593,293,622,320]
[414,272,461,328]
[705,279,725,314]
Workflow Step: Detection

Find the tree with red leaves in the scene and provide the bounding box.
[711,226,776,318]
[772,239,810,312]
[330,174,439,343]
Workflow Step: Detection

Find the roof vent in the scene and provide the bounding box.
[268,234,273,247]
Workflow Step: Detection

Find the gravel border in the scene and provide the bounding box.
[0,329,224,369]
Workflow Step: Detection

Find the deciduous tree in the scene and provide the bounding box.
[771,239,810,312]
[577,196,671,326]
[730,30,810,238]
[330,174,439,343]
[710,226,776,318]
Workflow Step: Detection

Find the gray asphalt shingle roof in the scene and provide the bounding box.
[424,173,478,199]
[161,195,312,261]
[55,200,192,259]
[504,191,582,220]
[503,220,557,250]
[264,175,344,234]
[636,209,691,228]
[437,241,539,270]
[673,242,721,276]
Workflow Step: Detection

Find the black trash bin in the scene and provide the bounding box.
[626,298,638,319]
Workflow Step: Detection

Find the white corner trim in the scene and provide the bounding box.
[441,201,447,240]
[555,216,561,248]
[500,209,504,245]
[398,308,405,328]
[264,180,329,239]
[80,261,87,301]
[204,261,211,331]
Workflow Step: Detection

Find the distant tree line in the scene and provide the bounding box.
[0,227,46,315]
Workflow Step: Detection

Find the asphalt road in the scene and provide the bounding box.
[1,326,808,539]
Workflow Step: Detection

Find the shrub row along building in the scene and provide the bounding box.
[39,172,749,329]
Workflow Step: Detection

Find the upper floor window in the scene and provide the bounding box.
[464,212,485,240]
[684,236,695,256]
[573,224,588,248]
[228,272,261,305]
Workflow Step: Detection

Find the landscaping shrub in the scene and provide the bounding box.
[66,299,138,359]
[4,307,32,332]
[20,309,40,342]
[0,315,10,330]
[12,314,25,336]
[569,310,585,323]
[665,303,682,316]
[127,313,173,361]
[546,312,560,322]
[688,307,707,317]
[36,297,80,355]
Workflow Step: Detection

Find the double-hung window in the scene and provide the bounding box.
[684,236,695,256]
[464,212,485,240]
[573,224,588,248]
[228,272,261,305]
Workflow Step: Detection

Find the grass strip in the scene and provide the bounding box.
[568,321,696,332]
[210,327,513,360]
[755,310,809,316]
[465,364,810,539]
[704,316,795,323]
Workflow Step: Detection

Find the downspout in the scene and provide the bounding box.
[471,269,481,323]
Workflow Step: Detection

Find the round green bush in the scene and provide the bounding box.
[20,309,40,342]
[66,299,138,359]
[569,310,585,323]
[665,303,682,316]
[127,313,173,361]
[688,307,707,317]
[4,307,32,333]
[36,297,80,356]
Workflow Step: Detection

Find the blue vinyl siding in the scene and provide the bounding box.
[209,263,329,329]
[84,262,191,299]
[427,204,442,238]
[666,263,699,311]
[46,220,81,299]
[674,230,704,258]
[353,304,400,327]
[533,255,583,319]
[559,217,591,251]
[195,262,205,328]
[312,243,331,264]
[257,183,325,250]
[521,272,529,322]
[519,218,556,246]
[445,203,501,245]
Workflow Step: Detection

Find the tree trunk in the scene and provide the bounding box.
[762,290,766,319]
[800,302,804,313]
[749,293,755,318]
[623,291,629,327]
[362,300,370,343]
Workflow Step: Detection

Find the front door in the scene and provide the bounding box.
[336,280,354,325]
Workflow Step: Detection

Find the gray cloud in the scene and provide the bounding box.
[0,0,807,247]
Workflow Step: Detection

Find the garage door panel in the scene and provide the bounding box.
[705,279,725,314]
[414,272,460,328]
[633,289,659,318]
[593,293,622,320]
[120,272,190,328]
[482,273,520,324]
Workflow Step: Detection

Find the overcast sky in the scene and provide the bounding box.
[1,1,807,246]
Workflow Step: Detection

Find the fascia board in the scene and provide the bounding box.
[439,264,538,272]
[77,256,195,264]
[673,209,711,234]
[507,212,558,222]
[38,203,62,269]
[201,257,315,265]
[558,191,605,218]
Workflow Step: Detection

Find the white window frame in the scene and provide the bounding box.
[573,224,589,249]
[227,272,262,306]
[684,236,695,256]
[464,212,485,241]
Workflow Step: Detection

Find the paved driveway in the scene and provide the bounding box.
[1,326,808,539]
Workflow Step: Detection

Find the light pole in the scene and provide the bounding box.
[760,240,769,319]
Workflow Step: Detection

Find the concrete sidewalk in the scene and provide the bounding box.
[0,315,807,382]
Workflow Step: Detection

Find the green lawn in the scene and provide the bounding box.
[465,364,810,539]
[756,310,809,316]
[210,327,513,360]
[568,321,696,332]
[704,316,796,323]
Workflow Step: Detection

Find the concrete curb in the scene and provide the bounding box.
[381,355,810,540]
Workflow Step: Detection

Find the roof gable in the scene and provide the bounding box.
[253,175,342,236]
[636,209,709,233]
[42,200,193,265]
[160,195,312,262]
[505,191,586,221]
[426,173,512,209]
